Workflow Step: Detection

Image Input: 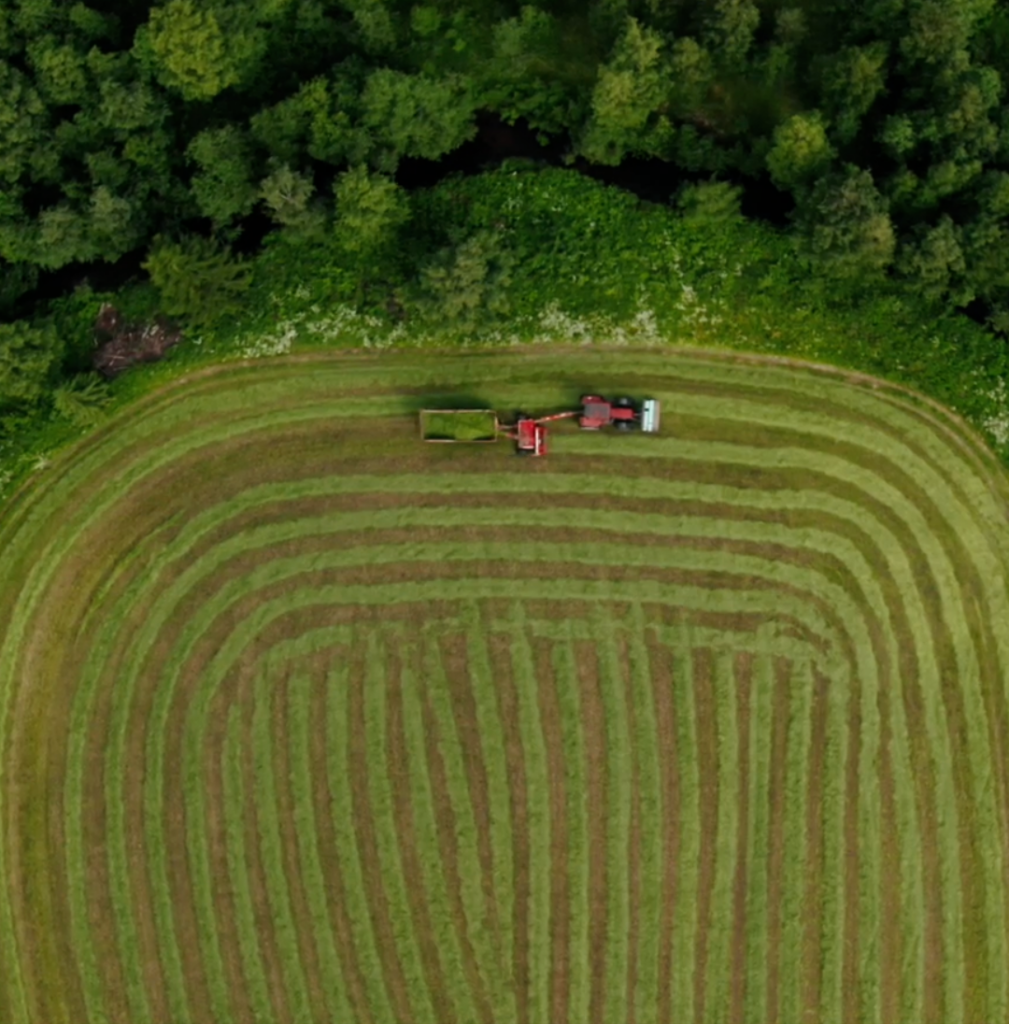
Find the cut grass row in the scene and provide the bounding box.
[594,611,633,1024]
[549,638,590,1024]
[701,650,741,1024]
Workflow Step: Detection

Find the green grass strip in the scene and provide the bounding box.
[703,650,741,1024]
[103,667,153,1022]
[778,658,815,1024]
[670,642,699,1022]
[460,601,518,1016]
[506,602,552,1024]
[594,610,633,1024]
[422,631,511,1016]
[743,653,775,1024]
[550,635,591,1024]
[286,671,354,1022]
[627,607,664,1024]
[250,653,313,1024]
[324,660,398,1023]
[140,664,193,1024]
[818,660,849,1024]
[361,631,437,1024]
[221,702,274,1024]
[394,633,481,1024]
[885,643,926,1022]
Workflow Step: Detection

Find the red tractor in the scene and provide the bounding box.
[503,396,660,456]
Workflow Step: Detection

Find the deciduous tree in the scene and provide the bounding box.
[0,319,62,409]
[794,165,896,285]
[143,233,251,325]
[766,111,836,192]
[577,17,669,165]
[896,214,974,306]
[259,163,325,240]
[360,69,477,172]
[139,0,239,101]
[186,125,258,227]
[418,229,514,327]
[703,0,761,70]
[674,178,744,229]
[0,62,47,185]
[333,164,409,254]
[816,42,889,144]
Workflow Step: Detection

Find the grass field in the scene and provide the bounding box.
[1,348,1009,1024]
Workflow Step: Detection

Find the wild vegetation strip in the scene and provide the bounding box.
[0,349,1007,1024]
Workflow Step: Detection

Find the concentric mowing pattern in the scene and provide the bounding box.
[2,350,1009,1024]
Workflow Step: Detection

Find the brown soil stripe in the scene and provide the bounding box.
[535,636,570,1024]
[310,654,374,1024]
[623,633,642,1024]
[648,635,680,1024]
[383,638,454,1024]
[801,668,830,1022]
[576,637,608,1024]
[877,668,901,1024]
[488,630,531,1024]
[415,644,495,1024]
[729,653,753,1024]
[346,639,415,1024]
[201,661,253,1024]
[841,659,862,1024]
[764,657,793,1024]
[270,668,328,1022]
[691,647,718,1024]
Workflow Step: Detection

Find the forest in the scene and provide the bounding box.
[2,0,1009,455]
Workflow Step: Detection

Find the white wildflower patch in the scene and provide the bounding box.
[239,319,297,358]
[533,300,666,347]
[982,378,1009,450]
[673,282,724,331]
[32,454,50,472]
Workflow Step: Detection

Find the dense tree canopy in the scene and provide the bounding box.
[0,0,1008,406]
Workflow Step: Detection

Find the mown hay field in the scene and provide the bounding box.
[2,349,1009,1024]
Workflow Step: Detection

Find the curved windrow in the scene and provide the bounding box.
[1,351,1008,1024]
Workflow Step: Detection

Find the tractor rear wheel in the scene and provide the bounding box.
[615,396,633,408]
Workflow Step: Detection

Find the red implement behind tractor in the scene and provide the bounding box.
[505,409,579,456]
